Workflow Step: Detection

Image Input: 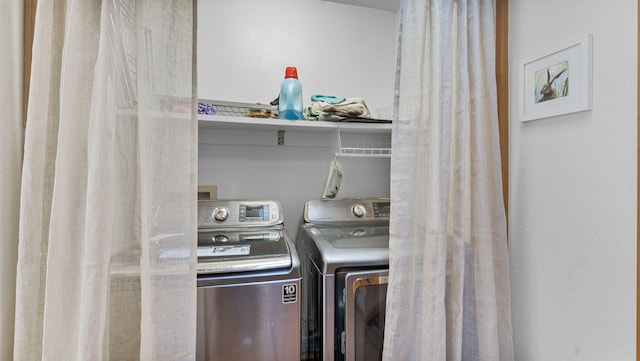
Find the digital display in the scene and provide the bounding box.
[372,202,390,217]
[239,204,270,222]
[245,205,264,218]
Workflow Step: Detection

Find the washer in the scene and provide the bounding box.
[296,197,390,361]
[196,200,301,361]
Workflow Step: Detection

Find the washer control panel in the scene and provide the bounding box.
[198,200,283,228]
[304,197,390,223]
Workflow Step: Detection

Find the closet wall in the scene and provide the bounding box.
[508,0,637,359]
[197,0,398,234]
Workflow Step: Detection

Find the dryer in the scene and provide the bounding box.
[296,197,390,361]
[196,200,301,361]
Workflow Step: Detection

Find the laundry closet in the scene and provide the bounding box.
[197,0,399,235]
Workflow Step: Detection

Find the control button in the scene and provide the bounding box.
[213,207,229,222]
[351,204,366,217]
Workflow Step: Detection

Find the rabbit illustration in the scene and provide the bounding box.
[538,67,567,102]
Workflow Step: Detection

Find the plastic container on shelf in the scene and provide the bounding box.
[278,66,304,120]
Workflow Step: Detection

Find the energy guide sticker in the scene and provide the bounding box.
[283,283,297,304]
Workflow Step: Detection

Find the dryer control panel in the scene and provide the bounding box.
[304,197,390,224]
[198,200,283,228]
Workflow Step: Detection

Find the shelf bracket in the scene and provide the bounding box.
[277,130,285,145]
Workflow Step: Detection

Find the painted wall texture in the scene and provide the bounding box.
[509,0,637,359]
[198,0,398,117]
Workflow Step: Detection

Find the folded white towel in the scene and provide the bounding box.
[311,97,372,118]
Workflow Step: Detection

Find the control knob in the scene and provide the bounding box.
[351,204,367,218]
[212,207,229,222]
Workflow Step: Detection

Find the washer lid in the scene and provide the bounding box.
[197,227,291,274]
[309,225,389,249]
[304,225,389,273]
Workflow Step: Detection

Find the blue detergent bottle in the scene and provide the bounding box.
[278,66,304,120]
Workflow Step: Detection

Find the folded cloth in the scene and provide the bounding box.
[304,104,322,119]
[310,97,372,119]
[310,94,346,104]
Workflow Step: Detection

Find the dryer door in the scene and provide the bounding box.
[337,269,389,361]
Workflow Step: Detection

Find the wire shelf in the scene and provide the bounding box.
[336,132,391,158]
[338,147,392,157]
[198,99,276,117]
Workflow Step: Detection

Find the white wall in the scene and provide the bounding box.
[198,127,391,235]
[197,0,397,234]
[509,1,637,359]
[198,0,398,116]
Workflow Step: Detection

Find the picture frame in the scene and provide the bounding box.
[519,34,593,122]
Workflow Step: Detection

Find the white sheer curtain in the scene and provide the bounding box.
[384,0,513,360]
[1,0,197,360]
[0,1,24,360]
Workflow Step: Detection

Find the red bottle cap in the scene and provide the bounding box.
[285,66,298,79]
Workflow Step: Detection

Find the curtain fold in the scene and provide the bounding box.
[384,0,513,360]
[4,0,197,360]
[0,1,24,360]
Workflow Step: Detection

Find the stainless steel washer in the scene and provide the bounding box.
[296,197,390,361]
[196,200,301,361]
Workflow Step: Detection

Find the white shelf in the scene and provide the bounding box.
[198,115,392,134]
[198,115,393,157]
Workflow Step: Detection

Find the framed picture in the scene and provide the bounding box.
[520,34,593,122]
